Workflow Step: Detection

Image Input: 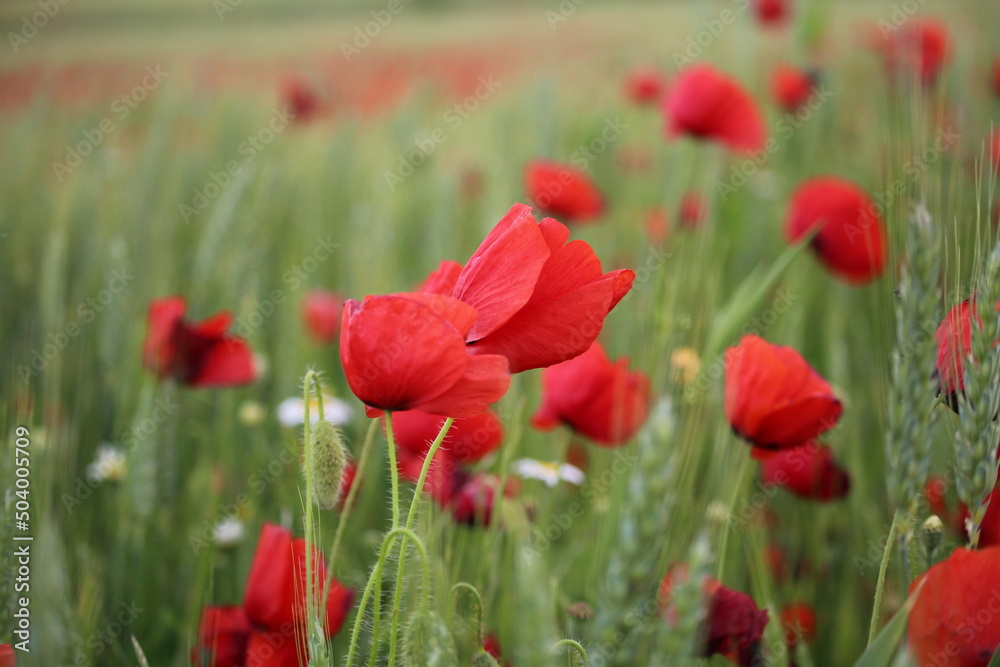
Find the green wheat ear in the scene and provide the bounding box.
[307,419,348,510]
[402,611,457,667]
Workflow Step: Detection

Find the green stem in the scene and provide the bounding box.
[868,509,902,646]
[302,371,327,658]
[553,639,591,667]
[385,412,400,529]
[345,527,429,667]
[452,582,485,646]
[387,417,456,665]
[716,454,751,581]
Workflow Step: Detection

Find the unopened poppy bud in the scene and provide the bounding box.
[402,611,456,667]
[308,420,348,510]
[921,514,944,563]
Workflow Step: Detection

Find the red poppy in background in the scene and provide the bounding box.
[190,606,251,667]
[302,290,343,344]
[282,78,320,123]
[771,65,817,112]
[337,462,359,512]
[753,0,790,26]
[0,645,16,667]
[482,633,511,666]
[645,207,669,243]
[679,191,707,229]
[660,565,769,666]
[142,297,256,388]
[760,443,850,501]
[340,294,511,418]
[725,336,842,455]
[663,65,767,153]
[419,203,635,373]
[780,602,817,648]
[446,472,510,527]
[531,341,650,446]
[624,67,667,105]
[192,524,354,667]
[243,524,354,651]
[524,161,605,223]
[879,19,950,87]
[392,409,503,464]
[908,547,1000,667]
[784,176,887,284]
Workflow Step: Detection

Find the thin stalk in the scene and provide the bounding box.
[868,509,902,646]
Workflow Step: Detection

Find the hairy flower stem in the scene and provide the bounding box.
[345,527,430,667]
[553,639,591,666]
[302,371,327,664]
[387,417,455,665]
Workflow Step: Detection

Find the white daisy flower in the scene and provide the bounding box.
[511,459,585,488]
[277,395,353,428]
[86,445,127,483]
[238,400,267,426]
[212,516,245,548]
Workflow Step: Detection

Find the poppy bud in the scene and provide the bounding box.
[472,651,501,667]
[308,420,348,510]
[921,515,944,565]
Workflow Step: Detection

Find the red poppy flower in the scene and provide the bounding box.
[419,203,635,373]
[934,298,1000,401]
[340,293,511,418]
[624,67,667,105]
[660,565,769,666]
[979,487,1000,548]
[524,161,605,223]
[784,176,887,284]
[190,606,252,667]
[879,19,950,87]
[679,191,707,229]
[760,442,851,501]
[243,523,354,652]
[483,633,511,667]
[645,207,669,243]
[780,602,817,648]
[908,547,1000,667]
[663,65,767,153]
[0,645,16,667]
[302,290,342,344]
[282,78,320,123]
[531,341,650,446]
[725,335,842,454]
[446,472,505,526]
[142,297,256,388]
[771,65,816,112]
[392,409,503,464]
[753,0,789,26]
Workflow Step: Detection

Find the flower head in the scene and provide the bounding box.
[512,458,585,487]
[302,290,343,343]
[86,445,127,484]
[531,341,650,446]
[524,161,605,223]
[142,297,256,388]
[760,442,851,501]
[663,65,767,153]
[725,335,842,455]
[784,176,887,284]
[908,547,1000,667]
